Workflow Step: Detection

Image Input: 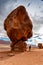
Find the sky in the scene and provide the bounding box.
[0,0,43,38]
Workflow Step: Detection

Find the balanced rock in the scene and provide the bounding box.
[4,5,33,51]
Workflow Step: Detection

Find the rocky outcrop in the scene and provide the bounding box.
[38,43,43,49]
[4,5,33,52]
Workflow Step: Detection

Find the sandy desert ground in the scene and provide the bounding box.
[0,44,43,65]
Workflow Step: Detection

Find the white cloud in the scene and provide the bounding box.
[0,0,43,38]
[38,26,43,34]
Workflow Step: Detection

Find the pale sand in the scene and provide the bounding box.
[0,44,43,65]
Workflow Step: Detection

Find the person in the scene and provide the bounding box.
[29,45,31,51]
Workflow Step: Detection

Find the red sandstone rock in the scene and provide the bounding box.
[4,6,33,51]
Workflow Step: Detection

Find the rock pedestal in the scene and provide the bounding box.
[4,6,33,52]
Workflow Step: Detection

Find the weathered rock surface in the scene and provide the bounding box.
[11,41,27,52]
[4,6,33,51]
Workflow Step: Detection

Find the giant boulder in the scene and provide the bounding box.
[4,6,33,51]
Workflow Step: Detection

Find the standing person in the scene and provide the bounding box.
[29,45,31,51]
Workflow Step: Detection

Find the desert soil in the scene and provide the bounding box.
[0,44,43,65]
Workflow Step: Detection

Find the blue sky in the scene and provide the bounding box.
[0,0,43,38]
